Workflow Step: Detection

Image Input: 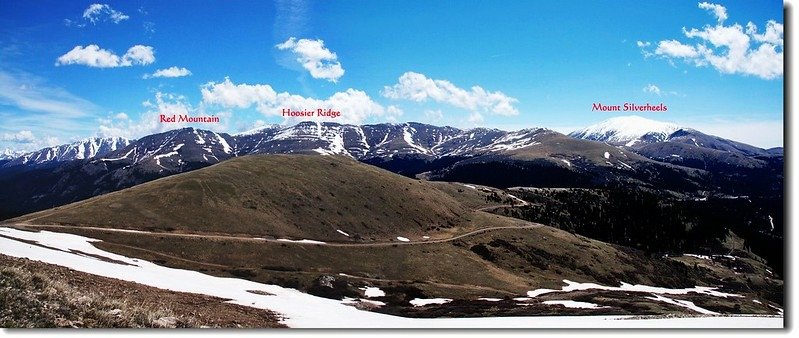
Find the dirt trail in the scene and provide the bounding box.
[8,223,543,247]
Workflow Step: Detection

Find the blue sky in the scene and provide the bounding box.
[0,0,784,151]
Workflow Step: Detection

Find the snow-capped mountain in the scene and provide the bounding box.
[3,137,131,167]
[233,122,545,159]
[568,116,778,171]
[0,149,24,161]
[569,116,682,147]
[0,120,782,222]
[93,128,235,173]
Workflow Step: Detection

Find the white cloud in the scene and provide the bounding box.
[381,72,519,116]
[643,84,662,96]
[1,130,36,143]
[424,109,444,123]
[121,45,155,66]
[698,2,727,23]
[56,44,155,68]
[748,20,784,45]
[0,69,95,118]
[385,105,403,122]
[275,37,344,82]
[114,112,128,120]
[636,41,651,47]
[467,112,484,124]
[200,77,277,109]
[201,77,386,124]
[144,66,192,79]
[655,40,699,58]
[97,92,231,139]
[83,3,129,24]
[0,70,97,151]
[640,3,782,80]
[0,129,61,151]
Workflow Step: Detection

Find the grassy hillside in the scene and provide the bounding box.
[21,221,778,317]
[5,153,781,317]
[0,254,283,328]
[10,155,503,241]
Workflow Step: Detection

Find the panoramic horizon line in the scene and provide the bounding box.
[4,115,782,159]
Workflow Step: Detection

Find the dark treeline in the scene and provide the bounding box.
[497,187,784,276]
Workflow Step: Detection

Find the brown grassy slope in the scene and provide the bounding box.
[0,254,284,328]
[11,155,500,241]
[48,223,736,300]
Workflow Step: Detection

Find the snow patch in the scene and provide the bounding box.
[527,289,558,297]
[336,229,350,237]
[570,116,681,145]
[683,254,712,260]
[360,287,385,298]
[543,300,607,309]
[402,125,431,154]
[410,298,452,307]
[396,236,410,242]
[645,294,717,315]
[0,228,781,329]
[213,132,232,153]
[276,238,326,244]
[526,280,742,299]
[604,151,610,159]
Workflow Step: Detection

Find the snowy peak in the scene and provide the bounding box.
[0,149,24,160]
[95,127,236,172]
[569,116,682,147]
[235,122,464,158]
[4,137,131,167]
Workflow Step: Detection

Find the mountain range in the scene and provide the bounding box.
[0,116,783,219]
[0,115,784,318]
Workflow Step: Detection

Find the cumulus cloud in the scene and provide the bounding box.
[655,40,699,58]
[424,109,444,123]
[201,77,387,124]
[382,72,519,116]
[0,130,61,151]
[97,92,231,139]
[639,2,782,80]
[385,105,403,122]
[276,37,345,82]
[467,112,484,124]
[0,130,36,143]
[636,41,651,47]
[56,44,155,68]
[698,2,727,23]
[83,3,129,24]
[144,66,192,79]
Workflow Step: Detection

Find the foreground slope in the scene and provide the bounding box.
[11,154,494,241]
[5,154,781,318]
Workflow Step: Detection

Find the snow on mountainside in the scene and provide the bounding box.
[567,116,777,171]
[569,116,682,147]
[94,128,235,173]
[233,122,529,159]
[3,137,131,166]
[0,149,24,160]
